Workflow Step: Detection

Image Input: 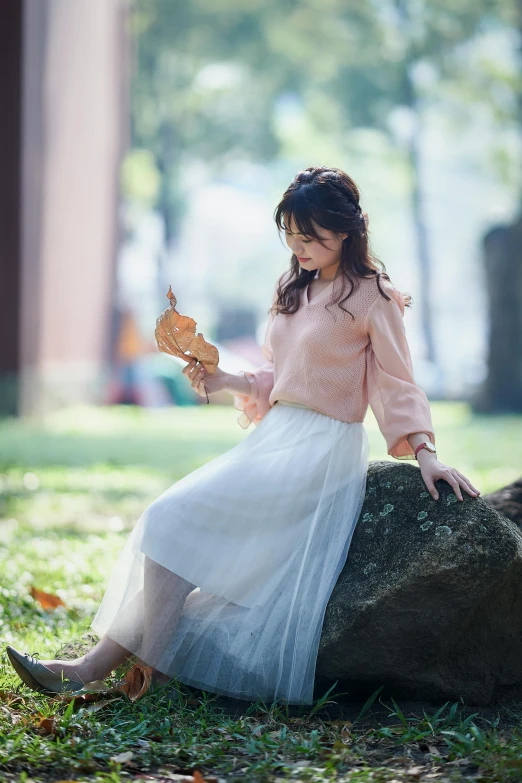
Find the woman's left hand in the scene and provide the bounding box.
[417,455,481,502]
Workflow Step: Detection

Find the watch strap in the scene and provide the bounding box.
[414,442,436,459]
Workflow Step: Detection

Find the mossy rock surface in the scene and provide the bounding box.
[317,460,522,705]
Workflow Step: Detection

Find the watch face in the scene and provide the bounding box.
[425,442,436,452]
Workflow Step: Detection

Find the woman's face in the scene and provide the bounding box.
[283,216,347,274]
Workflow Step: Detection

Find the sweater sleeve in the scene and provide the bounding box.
[233,284,278,429]
[365,286,435,459]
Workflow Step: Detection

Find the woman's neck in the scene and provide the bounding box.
[317,262,340,282]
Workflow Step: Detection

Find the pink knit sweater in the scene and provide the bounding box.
[233,270,435,459]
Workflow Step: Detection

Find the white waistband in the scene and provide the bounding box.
[276,399,315,410]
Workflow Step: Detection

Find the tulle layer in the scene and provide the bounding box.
[91,400,369,705]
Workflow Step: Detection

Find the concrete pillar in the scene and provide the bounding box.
[0,0,129,416]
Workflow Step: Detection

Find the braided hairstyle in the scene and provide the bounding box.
[273,166,410,318]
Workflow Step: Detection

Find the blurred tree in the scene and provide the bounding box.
[472,0,522,413]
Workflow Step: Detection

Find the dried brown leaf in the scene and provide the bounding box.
[119,663,154,701]
[30,586,66,610]
[38,716,57,734]
[155,286,219,372]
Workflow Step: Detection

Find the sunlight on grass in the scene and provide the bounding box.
[0,400,519,492]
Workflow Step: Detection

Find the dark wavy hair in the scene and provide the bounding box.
[272,166,412,319]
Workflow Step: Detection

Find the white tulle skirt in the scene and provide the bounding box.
[90,400,369,705]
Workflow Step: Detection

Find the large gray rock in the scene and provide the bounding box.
[483,476,522,530]
[317,460,522,705]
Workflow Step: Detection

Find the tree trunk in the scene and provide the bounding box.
[472,0,522,412]
[393,0,437,366]
[471,218,522,412]
[406,100,437,364]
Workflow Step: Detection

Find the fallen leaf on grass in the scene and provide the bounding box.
[30,586,66,610]
[0,705,22,725]
[324,719,353,728]
[500,759,522,769]
[81,698,120,714]
[56,686,120,709]
[110,750,134,764]
[0,691,25,706]
[119,663,154,701]
[38,716,57,735]
[81,678,115,692]
[417,740,445,756]
[330,739,351,753]
[55,665,154,708]
[385,755,412,765]
[28,664,158,733]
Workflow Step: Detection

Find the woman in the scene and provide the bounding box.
[7,166,480,705]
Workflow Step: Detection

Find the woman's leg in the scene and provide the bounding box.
[40,557,196,684]
[138,557,197,676]
[40,634,132,682]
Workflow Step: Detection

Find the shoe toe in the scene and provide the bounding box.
[6,646,46,692]
[6,645,84,694]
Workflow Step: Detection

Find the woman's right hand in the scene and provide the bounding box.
[182,358,229,397]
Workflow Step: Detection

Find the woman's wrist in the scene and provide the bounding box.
[407,432,437,461]
[416,448,438,464]
[222,371,252,397]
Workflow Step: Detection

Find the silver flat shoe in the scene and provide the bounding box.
[6,646,85,695]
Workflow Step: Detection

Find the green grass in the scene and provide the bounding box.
[0,400,519,491]
[0,402,521,782]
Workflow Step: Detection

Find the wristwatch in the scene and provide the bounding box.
[414,441,437,459]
